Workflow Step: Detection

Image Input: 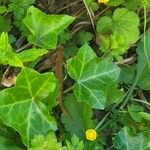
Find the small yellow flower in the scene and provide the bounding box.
[98,0,109,4]
[86,129,97,141]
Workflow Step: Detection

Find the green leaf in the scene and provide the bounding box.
[23,6,75,49]
[74,31,93,46]
[123,0,142,10]
[113,8,139,45]
[61,94,93,139]
[17,48,48,63]
[108,0,123,6]
[113,126,150,150]
[0,136,23,150]
[0,6,7,14]
[66,135,84,150]
[128,104,144,122]
[0,32,48,67]
[138,112,150,121]
[0,32,23,67]
[0,67,58,147]
[29,132,67,150]
[137,31,150,90]
[119,66,136,85]
[67,44,120,109]
[107,84,124,104]
[97,8,140,57]
[96,16,113,34]
[8,0,35,35]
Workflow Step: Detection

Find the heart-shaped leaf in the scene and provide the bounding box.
[0,67,58,147]
[67,44,120,109]
[23,6,75,49]
[113,126,150,150]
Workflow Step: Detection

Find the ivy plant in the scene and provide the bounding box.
[0,0,149,149]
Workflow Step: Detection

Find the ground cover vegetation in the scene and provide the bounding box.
[0,0,150,149]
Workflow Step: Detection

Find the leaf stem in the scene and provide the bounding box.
[132,98,150,107]
[63,86,73,94]
[95,112,110,131]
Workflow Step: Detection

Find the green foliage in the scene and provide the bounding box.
[0,6,7,14]
[107,84,124,104]
[137,31,150,90]
[0,16,11,34]
[0,1,149,149]
[62,94,93,139]
[66,135,84,150]
[29,132,67,150]
[23,6,75,49]
[74,31,93,46]
[67,44,120,109]
[0,32,23,67]
[113,126,150,150]
[0,32,48,67]
[128,104,144,122]
[0,136,23,150]
[97,8,139,59]
[8,0,35,35]
[119,66,136,84]
[0,67,58,146]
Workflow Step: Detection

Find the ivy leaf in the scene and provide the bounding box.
[0,32,48,67]
[23,6,75,49]
[29,132,66,150]
[61,94,93,139]
[0,67,58,147]
[67,44,120,109]
[137,31,150,90]
[0,32,23,67]
[17,48,48,63]
[113,126,150,150]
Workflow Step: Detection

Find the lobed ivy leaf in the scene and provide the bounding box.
[0,32,23,67]
[23,6,75,49]
[61,94,93,139]
[0,32,48,67]
[67,44,120,109]
[0,67,58,147]
[113,126,150,150]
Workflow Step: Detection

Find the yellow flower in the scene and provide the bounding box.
[98,0,109,4]
[86,129,97,141]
